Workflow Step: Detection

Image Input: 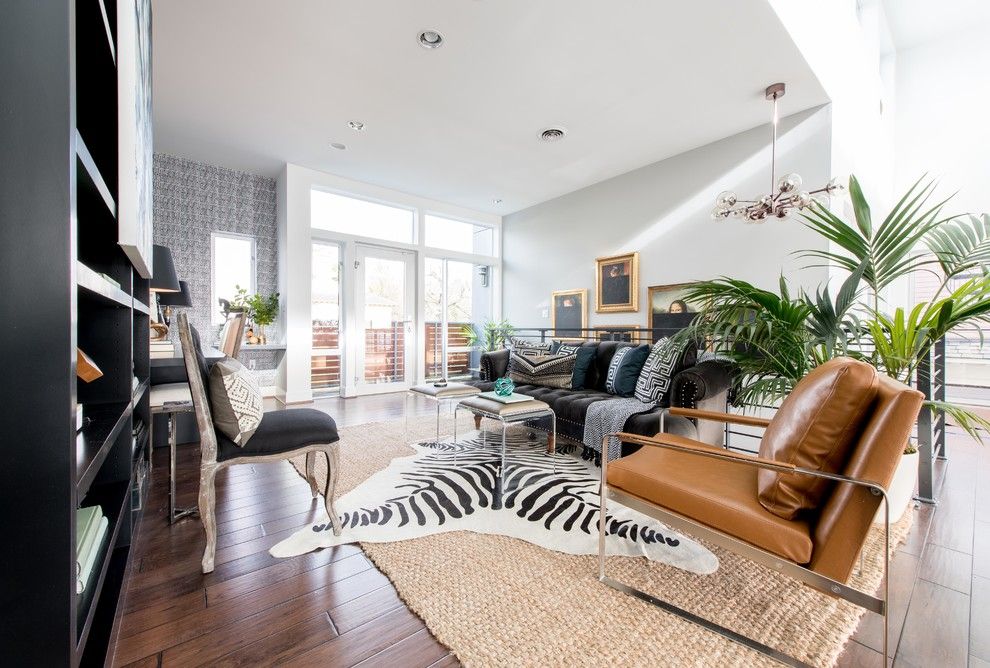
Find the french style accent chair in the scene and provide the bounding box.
[599,357,924,666]
[177,313,343,573]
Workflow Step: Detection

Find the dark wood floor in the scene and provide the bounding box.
[112,393,989,667]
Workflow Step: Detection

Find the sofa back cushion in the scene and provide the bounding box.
[757,357,879,520]
[509,350,578,389]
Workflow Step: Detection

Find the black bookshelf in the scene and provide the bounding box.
[0,1,151,665]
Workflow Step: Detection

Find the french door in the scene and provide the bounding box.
[353,245,416,394]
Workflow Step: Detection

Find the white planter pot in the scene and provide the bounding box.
[873,449,919,524]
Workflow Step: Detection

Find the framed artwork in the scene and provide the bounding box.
[647,283,699,342]
[117,0,154,278]
[596,252,639,313]
[595,325,638,343]
[551,289,587,340]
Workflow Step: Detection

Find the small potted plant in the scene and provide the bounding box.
[239,290,279,344]
[462,319,515,352]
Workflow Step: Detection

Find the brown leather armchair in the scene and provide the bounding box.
[598,358,924,666]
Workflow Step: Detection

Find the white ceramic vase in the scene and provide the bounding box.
[873,448,919,524]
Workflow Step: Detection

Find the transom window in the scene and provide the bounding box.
[424,214,494,255]
[311,190,415,244]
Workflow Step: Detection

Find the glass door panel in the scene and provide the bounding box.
[424,258,493,381]
[311,242,342,394]
[355,245,415,391]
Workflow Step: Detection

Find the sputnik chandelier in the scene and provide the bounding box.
[712,83,842,222]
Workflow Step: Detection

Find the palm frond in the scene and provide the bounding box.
[926,214,990,279]
[927,400,990,445]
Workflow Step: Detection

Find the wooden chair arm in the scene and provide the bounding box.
[613,431,794,471]
[667,406,772,428]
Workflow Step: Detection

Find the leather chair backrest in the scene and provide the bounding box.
[808,373,924,582]
[757,358,879,520]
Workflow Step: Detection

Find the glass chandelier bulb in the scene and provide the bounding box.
[711,206,730,220]
[716,191,737,207]
[778,173,802,193]
[825,177,843,192]
[796,191,812,208]
[758,194,773,208]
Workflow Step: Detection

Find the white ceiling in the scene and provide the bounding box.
[883,0,990,51]
[152,0,828,215]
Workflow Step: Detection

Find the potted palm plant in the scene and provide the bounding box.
[462,319,515,352]
[681,175,990,521]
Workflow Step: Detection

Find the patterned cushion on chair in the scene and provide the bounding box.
[209,357,264,446]
[509,350,577,389]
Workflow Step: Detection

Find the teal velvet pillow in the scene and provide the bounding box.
[604,344,651,397]
[570,345,598,390]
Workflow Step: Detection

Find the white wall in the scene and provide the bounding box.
[501,106,834,328]
[894,27,990,216]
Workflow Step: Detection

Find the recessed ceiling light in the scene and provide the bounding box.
[492,199,502,205]
[348,120,365,131]
[540,127,566,142]
[418,30,444,49]
[330,142,346,150]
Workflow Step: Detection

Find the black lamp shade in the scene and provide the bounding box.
[157,280,192,307]
[150,244,180,293]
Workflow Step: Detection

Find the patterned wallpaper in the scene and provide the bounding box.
[153,153,280,385]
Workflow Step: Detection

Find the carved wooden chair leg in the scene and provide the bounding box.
[474,414,483,430]
[305,451,319,498]
[198,464,218,573]
[325,445,342,535]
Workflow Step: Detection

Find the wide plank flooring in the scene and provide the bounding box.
[111,392,990,666]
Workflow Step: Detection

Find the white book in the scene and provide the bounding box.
[77,515,109,594]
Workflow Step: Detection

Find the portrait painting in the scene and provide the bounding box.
[596,252,639,313]
[551,289,587,340]
[647,283,699,341]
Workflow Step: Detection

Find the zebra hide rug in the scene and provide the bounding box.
[270,431,718,574]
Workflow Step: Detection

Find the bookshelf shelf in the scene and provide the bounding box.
[76,402,132,498]
[75,131,116,219]
[77,261,132,309]
[74,480,130,659]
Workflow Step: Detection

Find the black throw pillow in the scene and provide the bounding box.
[604,344,651,397]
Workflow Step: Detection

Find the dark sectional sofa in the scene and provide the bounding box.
[467,340,734,450]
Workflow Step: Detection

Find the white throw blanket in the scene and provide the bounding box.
[583,397,656,462]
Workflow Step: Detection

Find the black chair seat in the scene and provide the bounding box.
[216,408,339,462]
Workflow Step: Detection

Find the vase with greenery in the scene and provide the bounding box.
[679,175,990,445]
[462,319,515,352]
[234,286,280,344]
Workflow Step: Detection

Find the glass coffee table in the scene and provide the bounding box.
[406,382,482,446]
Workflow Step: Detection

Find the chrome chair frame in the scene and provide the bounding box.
[598,430,890,668]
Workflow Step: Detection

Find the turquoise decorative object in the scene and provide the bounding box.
[494,377,515,397]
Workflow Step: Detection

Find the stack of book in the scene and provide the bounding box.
[150,340,175,359]
[75,505,109,594]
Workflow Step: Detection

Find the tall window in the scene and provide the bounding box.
[211,232,255,324]
[311,242,342,393]
[311,190,415,243]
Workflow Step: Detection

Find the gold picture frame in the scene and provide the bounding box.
[595,325,639,343]
[551,289,588,340]
[596,252,639,313]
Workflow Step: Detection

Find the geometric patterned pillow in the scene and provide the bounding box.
[208,357,263,446]
[507,337,553,356]
[509,351,577,389]
[634,337,683,405]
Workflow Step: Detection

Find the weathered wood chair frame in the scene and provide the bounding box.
[177,313,342,573]
[599,406,900,668]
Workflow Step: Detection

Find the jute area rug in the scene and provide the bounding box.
[288,413,910,667]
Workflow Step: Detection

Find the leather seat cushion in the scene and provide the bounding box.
[607,435,813,563]
[216,408,339,462]
[758,358,879,520]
